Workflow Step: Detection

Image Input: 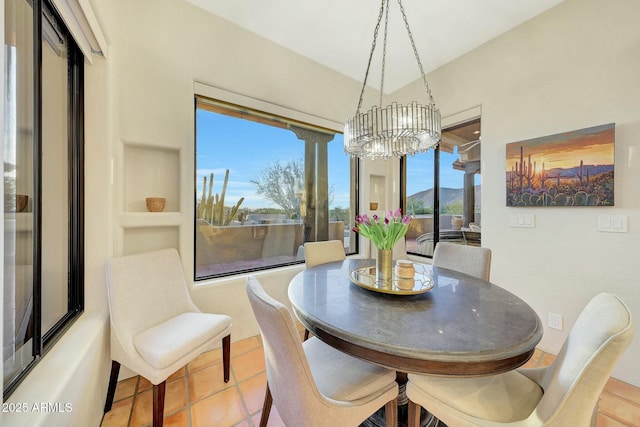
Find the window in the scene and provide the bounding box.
[404,119,481,256]
[3,0,84,396]
[195,97,357,279]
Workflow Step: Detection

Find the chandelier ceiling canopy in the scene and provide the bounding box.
[344,0,441,159]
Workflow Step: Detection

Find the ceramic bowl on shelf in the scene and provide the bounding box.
[16,194,29,213]
[145,197,166,212]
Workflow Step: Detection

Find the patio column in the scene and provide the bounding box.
[463,161,480,227]
[289,126,335,242]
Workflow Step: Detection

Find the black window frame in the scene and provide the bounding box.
[193,97,358,280]
[402,118,481,257]
[3,0,85,397]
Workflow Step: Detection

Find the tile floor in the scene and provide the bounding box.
[101,327,640,427]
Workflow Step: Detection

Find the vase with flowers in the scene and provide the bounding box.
[353,209,411,284]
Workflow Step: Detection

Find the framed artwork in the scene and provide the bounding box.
[506,123,615,207]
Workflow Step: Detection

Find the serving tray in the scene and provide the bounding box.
[349,264,434,295]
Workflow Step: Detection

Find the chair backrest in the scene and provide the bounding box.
[432,242,492,281]
[534,293,634,426]
[246,276,326,425]
[304,240,346,268]
[106,248,197,346]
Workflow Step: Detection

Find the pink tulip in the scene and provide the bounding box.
[352,209,413,250]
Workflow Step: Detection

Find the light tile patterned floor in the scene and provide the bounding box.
[101,328,640,427]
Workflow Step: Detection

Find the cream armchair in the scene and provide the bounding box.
[104,248,232,427]
[406,292,634,427]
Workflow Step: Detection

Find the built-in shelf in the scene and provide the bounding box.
[123,142,180,213]
[119,141,182,255]
[120,212,182,228]
[370,174,385,212]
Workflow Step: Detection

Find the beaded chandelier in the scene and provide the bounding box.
[344,0,441,159]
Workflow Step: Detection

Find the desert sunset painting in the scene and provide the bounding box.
[506,123,615,207]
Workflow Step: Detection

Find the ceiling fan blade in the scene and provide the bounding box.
[458,139,481,152]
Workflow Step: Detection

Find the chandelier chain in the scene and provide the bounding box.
[355,0,386,114]
[397,0,434,104]
[344,0,441,159]
[379,0,390,107]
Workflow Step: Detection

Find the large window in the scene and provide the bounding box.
[3,0,84,396]
[195,97,356,279]
[404,119,481,256]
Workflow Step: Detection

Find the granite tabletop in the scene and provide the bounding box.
[288,259,543,375]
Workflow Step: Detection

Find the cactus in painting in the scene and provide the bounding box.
[574,191,600,206]
[554,193,573,206]
[574,191,587,206]
[540,163,548,189]
[514,146,536,191]
[586,193,599,206]
[576,160,584,185]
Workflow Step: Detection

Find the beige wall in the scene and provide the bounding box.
[3,0,364,424]
[394,0,640,386]
[99,0,366,336]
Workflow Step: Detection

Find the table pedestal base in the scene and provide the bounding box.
[361,372,446,427]
[360,405,444,427]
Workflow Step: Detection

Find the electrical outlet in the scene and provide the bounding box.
[548,313,563,331]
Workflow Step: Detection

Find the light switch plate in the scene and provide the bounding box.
[509,214,535,228]
[598,215,628,233]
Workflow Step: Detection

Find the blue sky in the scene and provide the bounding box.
[196,109,470,210]
[196,109,352,209]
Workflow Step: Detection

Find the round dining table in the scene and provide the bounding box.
[288,259,543,377]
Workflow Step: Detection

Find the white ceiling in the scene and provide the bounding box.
[185,0,565,93]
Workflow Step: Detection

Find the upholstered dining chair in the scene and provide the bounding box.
[303,239,346,268]
[246,275,399,427]
[406,292,634,427]
[302,240,346,340]
[104,248,232,427]
[432,241,492,281]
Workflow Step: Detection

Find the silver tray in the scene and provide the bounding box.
[349,264,435,295]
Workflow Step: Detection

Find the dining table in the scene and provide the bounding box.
[288,258,543,426]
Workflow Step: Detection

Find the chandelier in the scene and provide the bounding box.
[344,0,441,159]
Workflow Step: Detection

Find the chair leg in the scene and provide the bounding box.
[259,383,273,427]
[223,334,231,383]
[407,399,421,427]
[303,329,310,341]
[385,398,398,427]
[104,360,121,412]
[153,381,166,427]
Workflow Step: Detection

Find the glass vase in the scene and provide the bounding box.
[376,248,393,285]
